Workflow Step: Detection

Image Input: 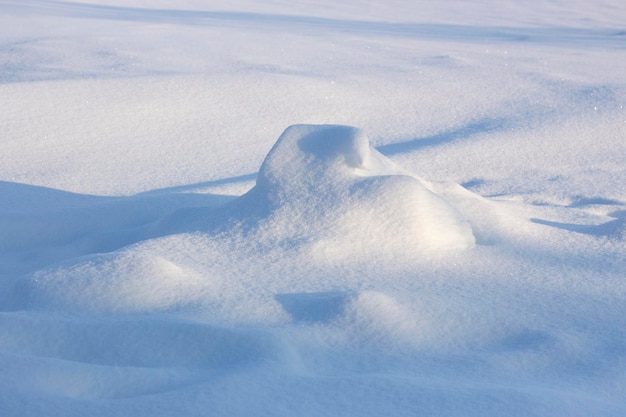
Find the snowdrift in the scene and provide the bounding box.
[10,124,475,313]
[246,124,475,256]
[3,121,624,416]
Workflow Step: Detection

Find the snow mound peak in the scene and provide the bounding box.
[245,124,475,257]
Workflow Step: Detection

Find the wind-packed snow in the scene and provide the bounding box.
[1,1,626,416]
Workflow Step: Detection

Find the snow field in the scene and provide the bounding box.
[1,1,626,416]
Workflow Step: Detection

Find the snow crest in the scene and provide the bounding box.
[247,124,475,258]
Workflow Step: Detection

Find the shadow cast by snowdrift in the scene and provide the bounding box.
[136,173,256,197]
[275,291,353,324]
[0,178,239,275]
[377,118,507,156]
[531,215,626,238]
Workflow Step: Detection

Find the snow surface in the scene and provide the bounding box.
[1,1,626,416]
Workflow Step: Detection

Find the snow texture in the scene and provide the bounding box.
[1,1,625,416]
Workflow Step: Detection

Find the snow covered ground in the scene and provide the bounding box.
[1,1,625,415]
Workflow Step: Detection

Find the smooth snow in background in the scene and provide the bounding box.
[1,1,625,416]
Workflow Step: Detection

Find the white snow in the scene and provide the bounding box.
[1,1,626,416]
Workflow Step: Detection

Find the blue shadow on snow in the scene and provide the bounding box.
[377,117,507,156]
[10,1,626,48]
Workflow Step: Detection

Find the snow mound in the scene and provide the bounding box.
[8,124,475,314]
[13,249,210,313]
[242,124,475,257]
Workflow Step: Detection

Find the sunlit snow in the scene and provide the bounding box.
[1,1,625,416]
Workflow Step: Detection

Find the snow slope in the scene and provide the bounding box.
[1,1,626,416]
